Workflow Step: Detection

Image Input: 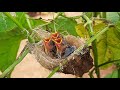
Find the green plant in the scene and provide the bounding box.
[0,12,120,78]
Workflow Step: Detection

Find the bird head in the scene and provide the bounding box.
[43,38,51,53]
[43,32,68,59]
[50,32,60,39]
[54,38,62,49]
[43,38,50,46]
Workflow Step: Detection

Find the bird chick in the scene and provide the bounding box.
[50,32,63,40]
[53,37,68,59]
[62,46,76,59]
[43,32,75,59]
[43,38,57,58]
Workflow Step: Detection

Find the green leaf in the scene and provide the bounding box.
[16,12,47,30]
[0,31,23,72]
[104,69,118,78]
[111,70,118,78]
[0,12,46,73]
[47,16,78,36]
[0,12,26,72]
[29,19,47,29]
[0,12,46,33]
[106,12,119,23]
[0,12,16,32]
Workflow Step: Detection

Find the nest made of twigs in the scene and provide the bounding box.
[28,29,93,77]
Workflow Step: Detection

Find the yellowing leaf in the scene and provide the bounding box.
[76,19,120,69]
[75,23,89,38]
[93,19,120,68]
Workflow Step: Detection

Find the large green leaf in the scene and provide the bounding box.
[0,30,23,72]
[16,12,47,30]
[0,12,47,72]
[0,12,16,32]
[0,12,46,32]
[47,16,78,36]
[76,19,120,68]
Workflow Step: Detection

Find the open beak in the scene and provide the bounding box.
[51,32,60,39]
[43,38,51,53]
[54,38,62,49]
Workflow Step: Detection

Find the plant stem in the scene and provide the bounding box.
[0,47,29,78]
[101,12,106,18]
[5,69,14,78]
[46,24,111,78]
[47,66,60,78]
[25,14,32,32]
[82,14,100,78]
[47,60,67,78]
[3,12,25,31]
[3,12,29,36]
[92,41,100,78]
[92,12,98,17]
[117,12,120,21]
[86,26,110,46]
[82,15,114,78]
[89,59,120,78]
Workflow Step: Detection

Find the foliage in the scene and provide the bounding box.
[76,19,120,69]
[46,16,78,36]
[0,12,46,73]
[0,12,120,78]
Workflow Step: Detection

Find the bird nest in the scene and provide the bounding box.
[28,29,93,77]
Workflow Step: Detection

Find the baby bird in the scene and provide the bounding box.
[43,32,76,59]
[62,45,76,59]
[50,32,63,40]
[53,37,68,59]
[43,38,57,58]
